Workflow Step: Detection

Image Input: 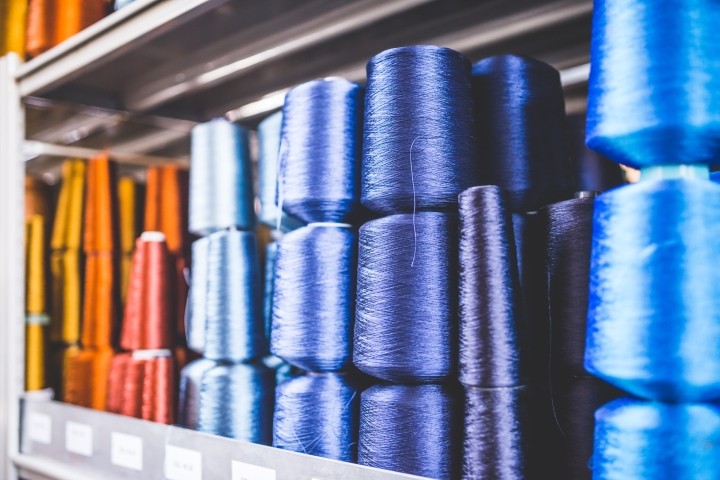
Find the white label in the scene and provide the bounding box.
[65,421,92,456]
[28,412,52,445]
[165,445,202,480]
[111,432,143,471]
[232,460,276,480]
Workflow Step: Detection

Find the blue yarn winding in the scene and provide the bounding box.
[362,46,477,214]
[190,118,255,235]
[471,55,574,212]
[358,384,459,480]
[178,358,217,429]
[273,373,359,461]
[258,112,303,231]
[354,212,457,383]
[586,0,720,168]
[278,78,363,224]
[263,241,277,341]
[458,186,524,388]
[592,398,720,480]
[186,236,209,354]
[178,359,275,444]
[204,229,267,362]
[271,225,356,372]
[585,178,720,402]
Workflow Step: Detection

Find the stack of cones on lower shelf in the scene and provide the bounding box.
[64,154,118,410]
[143,165,191,370]
[49,159,85,399]
[107,232,176,424]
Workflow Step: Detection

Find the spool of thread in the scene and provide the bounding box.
[273,373,359,461]
[458,186,524,387]
[0,0,27,56]
[25,0,53,57]
[587,0,720,168]
[177,358,217,429]
[179,359,275,443]
[362,45,477,214]
[458,186,528,479]
[50,250,82,345]
[81,253,116,348]
[204,229,266,362]
[278,78,362,223]
[262,242,277,341]
[550,376,621,480]
[54,0,105,46]
[186,236,209,354]
[592,398,720,480]
[145,165,190,345]
[359,384,459,480]
[51,159,85,251]
[355,212,457,382]
[567,115,624,192]
[463,386,528,480]
[107,350,175,424]
[271,225,356,372]
[63,346,91,406]
[64,346,113,409]
[258,112,303,231]
[585,178,720,401]
[190,118,254,235]
[121,232,173,350]
[544,194,595,375]
[25,176,51,220]
[84,155,117,253]
[118,177,139,301]
[471,55,573,212]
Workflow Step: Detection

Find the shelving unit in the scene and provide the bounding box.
[0,1,595,478]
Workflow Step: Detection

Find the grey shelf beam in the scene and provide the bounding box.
[20,399,428,480]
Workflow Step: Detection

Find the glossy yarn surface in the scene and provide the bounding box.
[279,78,362,223]
[359,384,458,480]
[263,241,277,341]
[585,179,720,401]
[544,196,594,375]
[186,236,209,354]
[586,0,720,168]
[204,230,266,362]
[463,386,528,480]
[191,361,275,444]
[178,358,216,429]
[593,398,720,480]
[121,234,173,350]
[273,374,359,461]
[567,115,624,192]
[458,186,524,388]
[354,212,457,382]
[362,46,477,214]
[258,112,303,231]
[190,119,254,235]
[271,226,356,372]
[472,55,573,212]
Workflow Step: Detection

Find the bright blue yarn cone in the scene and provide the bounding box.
[585,178,720,402]
[586,0,720,168]
[592,398,720,480]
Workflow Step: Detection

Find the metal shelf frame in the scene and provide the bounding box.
[0,1,595,478]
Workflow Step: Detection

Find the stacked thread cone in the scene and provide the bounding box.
[584,1,720,478]
[65,155,117,410]
[107,232,176,424]
[49,159,85,400]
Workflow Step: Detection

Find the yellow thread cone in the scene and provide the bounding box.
[0,0,28,56]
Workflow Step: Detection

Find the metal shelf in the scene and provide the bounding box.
[19,398,425,480]
[17,0,592,164]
